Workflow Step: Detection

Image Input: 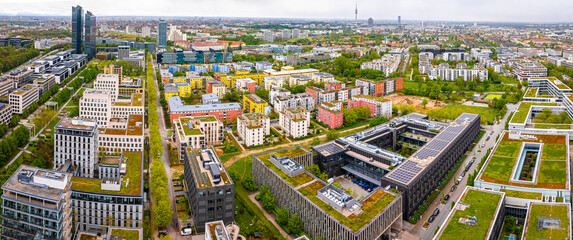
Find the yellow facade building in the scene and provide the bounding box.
[243,94,269,114]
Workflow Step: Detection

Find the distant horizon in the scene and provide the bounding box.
[1,0,573,24]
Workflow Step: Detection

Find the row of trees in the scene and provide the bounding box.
[146,54,173,228]
[0,125,30,167]
[342,106,371,126]
[534,108,571,124]
[256,185,304,236]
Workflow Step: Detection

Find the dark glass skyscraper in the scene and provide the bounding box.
[85,11,96,59]
[158,19,167,49]
[72,5,83,54]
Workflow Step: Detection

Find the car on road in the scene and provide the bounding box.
[181,228,192,236]
[457,176,463,182]
[455,180,460,185]
[481,143,486,148]
[450,186,456,192]
[444,194,450,201]
[433,208,440,216]
[173,182,181,187]
[461,172,466,177]
[428,215,435,223]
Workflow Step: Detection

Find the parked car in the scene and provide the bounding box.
[428,215,435,223]
[461,172,466,177]
[450,186,456,192]
[433,208,440,216]
[457,176,463,182]
[444,194,450,201]
[181,228,192,236]
[455,180,460,185]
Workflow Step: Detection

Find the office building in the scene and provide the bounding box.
[252,147,402,240]
[72,5,83,54]
[97,114,145,154]
[6,68,33,89]
[54,117,99,178]
[0,76,14,97]
[158,50,233,64]
[0,104,12,126]
[118,45,130,60]
[279,107,310,138]
[9,84,39,114]
[94,74,120,101]
[237,113,270,147]
[512,59,548,80]
[85,11,96,60]
[183,147,234,232]
[348,95,392,118]
[167,96,242,124]
[317,101,343,129]
[103,65,123,81]
[80,89,112,125]
[158,19,167,49]
[174,116,223,161]
[32,74,56,95]
[1,165,72,240]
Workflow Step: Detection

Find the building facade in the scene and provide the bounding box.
[279,107,310,138]
[54,117,99,178]
[237,113,270,147]
[317,101,343,129]
[9,84,39,114]
[348,95,392,118]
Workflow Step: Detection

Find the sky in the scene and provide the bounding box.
[0,0,572,23]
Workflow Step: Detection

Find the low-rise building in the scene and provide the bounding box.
[428,63,488,81]
[205,80,227,99]
[273,93,315,113]
[0,76,14,96]
[201,93,220,105]
[237,112,270,147]
[279,107,310,138]
[263,76,288,90]
[0,103,12,126]
[174,116,223,161]
[348,95,392,118]
[183,147,234,232]
[355,78,404,97]
[317,101,343,129]
[512,59,548,80]
[235,78,256,94]
[9,84,39,114]
[6,68,33,89]
[288,74,312,86]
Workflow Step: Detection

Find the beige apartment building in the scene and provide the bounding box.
[9,84,39,114]
[279,106,310,138]
[237,112,270,147]
[174,116,223,162]
[98,114,145,154]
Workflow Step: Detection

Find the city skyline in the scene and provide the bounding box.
[0,0,572,23]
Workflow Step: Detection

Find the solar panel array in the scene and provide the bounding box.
[385,113,479,185]
[188,151,209,187]
[313,142,345,155]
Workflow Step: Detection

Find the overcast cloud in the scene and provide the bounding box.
[0,0,572,23]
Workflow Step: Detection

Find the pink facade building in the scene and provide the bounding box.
[317,101,343,129]
[347,95,392,118]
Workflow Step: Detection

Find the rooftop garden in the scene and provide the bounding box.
[110,229,139,240]
[298,181,397,233]
[499,189,542,200]
[510,102,558,124]
[182,123,203,136]
[524,204,570,240]
[439,189,502,240]
[524,88,538,98]
[71,151,142,196]
[480,133,568,189]
[255,148,314,187]
[534,124,571,129]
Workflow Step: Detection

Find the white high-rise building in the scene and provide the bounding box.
[54,117,99,178]
[282,29,291,39]
[94,74,119,101]
[263,30,274,43]
[80,89,112,126]
[292,29,301,39]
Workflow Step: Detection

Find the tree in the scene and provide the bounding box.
[287,214,304,236]
[326,132,339,141]
[241,175,258,191]
[261,191,276,213]
[276,207,289,227]
[369,116,389,127]
[311,137,321,146]
[422,98,429,109]
[255,87,270,102]
[159,235,173,240]
[154,197,174,227]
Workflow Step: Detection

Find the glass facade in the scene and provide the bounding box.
[85,11,96,60]
[71,5,83,54]
[158,19,167,49]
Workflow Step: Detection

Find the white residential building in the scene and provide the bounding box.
[274,93,315,113]
[9,84,39,114]
[269,87,291,105]
[54,117,99,178]
[264,76,288,90]
[237,112,270,147]
[279,107,310,138]
[360,54,402,76]
[173,116,224,161]
[428,63,488,81]
[98,114,145,154]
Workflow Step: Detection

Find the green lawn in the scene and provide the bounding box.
[482,156,514,182]
[541,144,567,160]
[220,152,241,164]
[524,204,569,240]
[537,161,567,185]
[426,104,502,125]
[534,124,571,129]
[483,94,503,100]
[510,102,557,124]
[499,189,542,200]
[493,141,521,158]
[440,189,502,240]
[404,80,426,90]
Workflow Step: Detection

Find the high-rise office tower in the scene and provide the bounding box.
[72,5,83,54]
[398,16,402,30]
[158,19,167,49]
[85,11,96,60]
[368,18,374,27]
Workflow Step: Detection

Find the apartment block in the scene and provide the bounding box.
[98,114,145,154]
[243,94,270,115]
[355,78,404,97]
[263,76,287,90]
[288,74,312,86]
[174,116,223,161]
[237,112,270,147]
[214,72,265,88]
[427,63,488,81]
[317,101,343,129]
[263,68,319,78]
[54,117,99,178]
[0,76,14,97]
[312,72,335,83]
[168,96,242,124]
[205,80,227,99]
[1,166,72,240]
[183,147,234,233]
[348,95,392,118]
[234,78,256,94]
[94,74,120,101]
[9,84,39,114]
[360,54,401,76]
[273,93,315,113]
[511,59,548,80]
[269,87,291,105]
[279,107,310,138]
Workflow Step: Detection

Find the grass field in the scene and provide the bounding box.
[482,155,514,182]
[439,189,502,240]
[524,204,569,240]
[537,160,567,185]
[426,104,502,125]
[500,189,542,200]
[483,94,503,100]
[541,144,567,160]
[493,141,521,158]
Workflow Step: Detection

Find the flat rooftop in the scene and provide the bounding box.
[352,94,390,102]
[254,146,398,233]
[437,188,504,240]
[71,151,143,196]
[99,114,144,136]
[56,117,97,131]
[478,131,569,190]
[509,102,558,124]
[2,165,71,201]
[186,147,232,188]
[523,203,571,240]
[112,93,144,107]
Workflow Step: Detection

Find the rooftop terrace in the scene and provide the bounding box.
[523,203,571,240]
[112,93,144,107]
[99,115,144,136]
[71,151,143,196]
[186,147,232,188]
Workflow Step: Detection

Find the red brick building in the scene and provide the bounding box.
[305,86,322,105]
[317,101,343,129]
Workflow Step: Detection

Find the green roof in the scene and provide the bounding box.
[524,88,538,98]
[510,102,558,124]
[71,151,142,196]
[524,204,570,240]
[255,147,313,187]
[439,188,503,240]
[480,132,568,189]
